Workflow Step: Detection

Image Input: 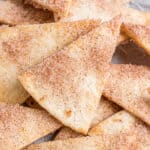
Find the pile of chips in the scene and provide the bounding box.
[0,0,149,149]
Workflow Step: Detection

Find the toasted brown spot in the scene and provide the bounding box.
[78,128,87,135]
[39,96,45,102]
[113,118,122,122]
[65,110,72,117]
[147,88,150,94]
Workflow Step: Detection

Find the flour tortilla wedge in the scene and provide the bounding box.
[0,20,99,104]
[24,111,150,150]
[56,0,149,44]
[58,0,149,25]
[0,0,54,25]
[122,23,150,55]
[24,136,103,150]
[88,110,150,149]
[0,102,61,150]
[19,18,121,134]
[55,97,121,140]
[103,64,150,126]
[25,0,72,21]
[58,0,130,22]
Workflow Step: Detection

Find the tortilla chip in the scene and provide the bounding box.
[25,0,72,21]
[55,97,121,140]
[58,0,129,22]
[122,23,150,55]
[24,136,104,150]
[0,0,54,25]
[88,110,150,149]
[25,111,150,150]
[19,18,121,134]
[103,64,150,126]
[58,0,149,25]
[54,0,149,45]
[0,102,61,150]
[0,20,99,104]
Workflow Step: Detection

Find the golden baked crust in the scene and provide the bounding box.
[122,23,150,55]
[0,20,99,104]
[103,64,150,126]
[19,18,121,134]
[0,102,61,150]
[88,111,150,149]
[0,0,53,25]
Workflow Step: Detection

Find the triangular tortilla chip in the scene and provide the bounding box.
[0,102,61,150]
[0,20,99,104]
[24,136,103,150]
[58,0,149,25]
[122,23,150,55]
[55,97,121,140]
[89,111,150,149]
[25,111,150,149]
[103,64,150,126]
[19,18,121,134]
[0,0,54,25]
[25,0,72,21]
[55,0,150,44]
[58,0,129,22]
